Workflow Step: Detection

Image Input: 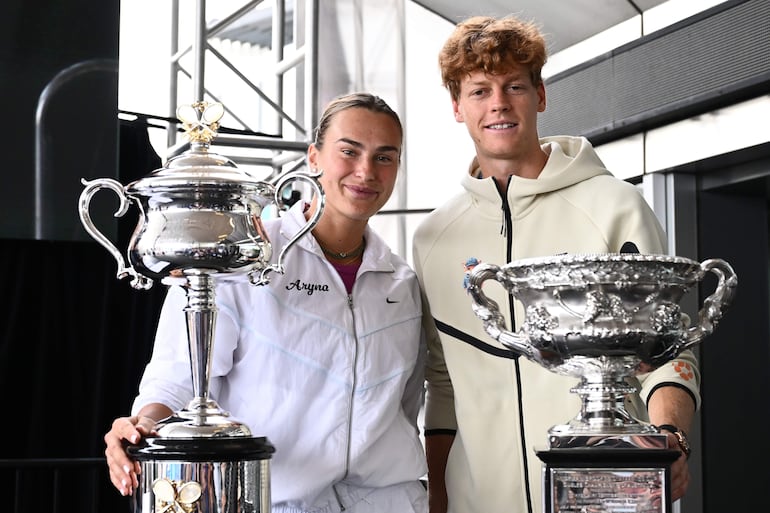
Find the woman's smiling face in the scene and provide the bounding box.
[308,107,402,224]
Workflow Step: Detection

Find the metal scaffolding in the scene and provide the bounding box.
[165,0,318,179]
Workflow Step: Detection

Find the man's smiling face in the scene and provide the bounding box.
[452,65,546,167]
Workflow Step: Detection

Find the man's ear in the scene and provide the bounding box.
[452,100,464,123]
[537,82,546,113]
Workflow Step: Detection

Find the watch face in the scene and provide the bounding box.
[674,431,691,456]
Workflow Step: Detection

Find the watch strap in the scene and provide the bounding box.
[657,424,691,459]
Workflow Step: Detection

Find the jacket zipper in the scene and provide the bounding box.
[334,294,357,511]
[500,182,513,246]
[333,485,347,511]
[501,179,534,513]
[346,294,357,479]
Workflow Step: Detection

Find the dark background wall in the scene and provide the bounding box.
[1,1,123,241]
[697,161,770,513]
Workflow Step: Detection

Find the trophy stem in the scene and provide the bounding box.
[570,372,639,430]
[183,271,221,425]
[550,356,657,438]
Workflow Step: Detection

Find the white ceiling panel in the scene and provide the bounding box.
[410,0,670,53]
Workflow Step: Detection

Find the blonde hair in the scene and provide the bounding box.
[314,92,403,149]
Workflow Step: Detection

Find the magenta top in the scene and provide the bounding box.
[330,261,361,294]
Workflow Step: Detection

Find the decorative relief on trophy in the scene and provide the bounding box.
[152,478,202,513]
[176,101,225,144]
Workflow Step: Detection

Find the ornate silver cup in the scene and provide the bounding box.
[467,253,737,512]
[78,102,324,512]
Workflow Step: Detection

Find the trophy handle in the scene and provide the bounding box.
[78,178,152,290]
[248,169,325,286]
[680,258,738,349]
[467,263,541,362]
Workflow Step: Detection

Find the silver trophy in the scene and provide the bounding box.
[79,101,324,513]
[467,253,737,513]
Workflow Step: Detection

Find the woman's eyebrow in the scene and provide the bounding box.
[336,137,399,153]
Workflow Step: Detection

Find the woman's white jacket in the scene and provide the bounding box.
[132,202,428,510]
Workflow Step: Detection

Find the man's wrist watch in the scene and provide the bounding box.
[657,424,691,459]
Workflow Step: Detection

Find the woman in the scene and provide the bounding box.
[104,93,428,513]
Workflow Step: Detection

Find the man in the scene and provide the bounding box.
[412,15,699,513]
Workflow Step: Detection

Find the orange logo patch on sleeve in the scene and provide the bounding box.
[672,361,694,381]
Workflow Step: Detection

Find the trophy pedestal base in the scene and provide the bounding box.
[537,447,679,513]
[128,436,275,513]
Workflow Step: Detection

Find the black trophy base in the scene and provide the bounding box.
[537,447,680,513]
[126,436,276,513]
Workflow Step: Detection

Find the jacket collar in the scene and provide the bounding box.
[279,202,396,273]
[461,135,612,217]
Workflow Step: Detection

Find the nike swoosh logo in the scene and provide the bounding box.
[386,298,398,303]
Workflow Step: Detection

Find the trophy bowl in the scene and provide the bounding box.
[467,253,737,436]
[79,104,323,290]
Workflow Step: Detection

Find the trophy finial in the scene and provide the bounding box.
[176,101,225,144]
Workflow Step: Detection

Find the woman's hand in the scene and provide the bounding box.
[104,415,158,496]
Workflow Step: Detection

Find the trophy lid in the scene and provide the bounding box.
[125,102,271,194]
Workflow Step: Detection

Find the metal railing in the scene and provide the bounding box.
[0,457,129,513]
